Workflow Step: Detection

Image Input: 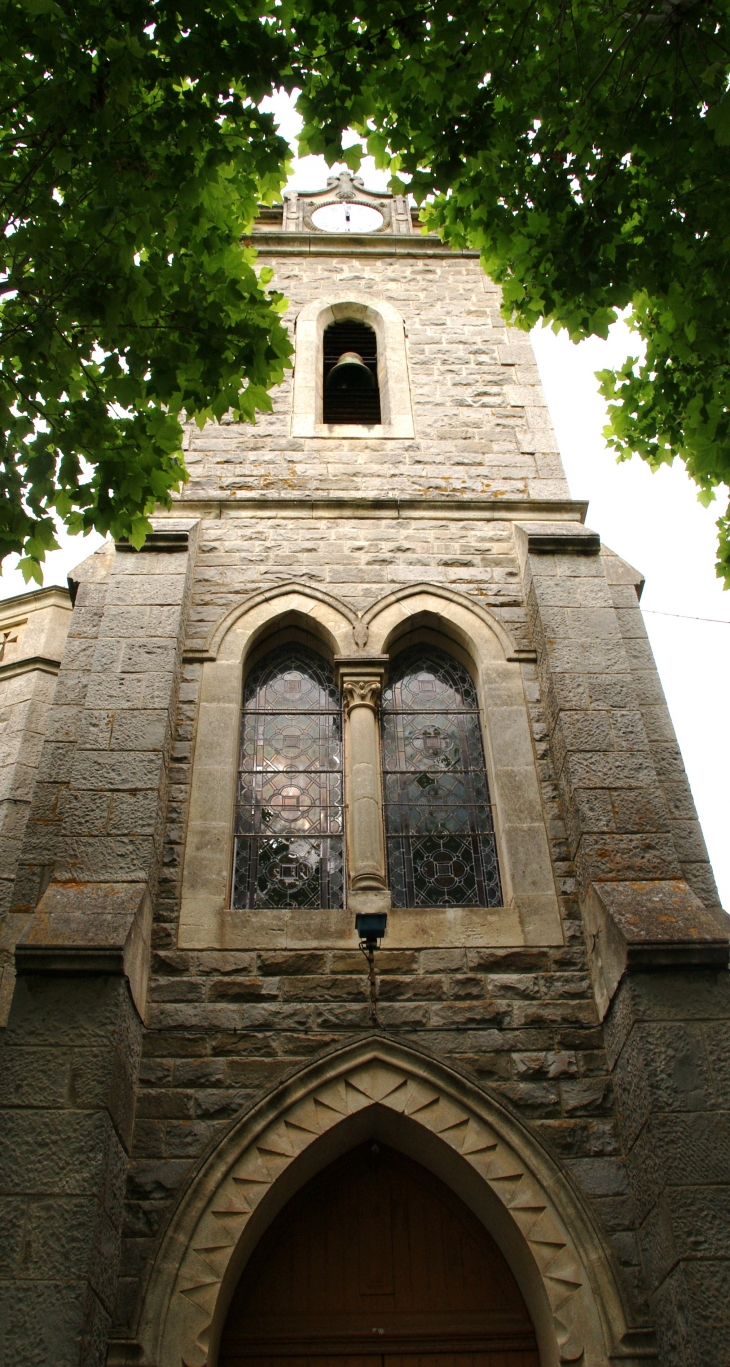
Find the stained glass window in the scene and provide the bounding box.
[381,647,502,908]
[233,646,344,910]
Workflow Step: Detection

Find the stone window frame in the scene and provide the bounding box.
[290,294,415,439]
[178,584,562,952]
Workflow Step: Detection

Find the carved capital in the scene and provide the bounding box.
[342,677,381,716]
[335,656,388,714]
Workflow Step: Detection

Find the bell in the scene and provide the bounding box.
[325,351,376,391]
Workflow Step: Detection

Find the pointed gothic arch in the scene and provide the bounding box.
[206,581,361,661]
[363,581,522,663]
[124,1038,640,1367]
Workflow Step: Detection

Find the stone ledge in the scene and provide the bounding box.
[182,649,217,663]
[15,881,152,1016]
[584,879,729,1018]
[251,230,479,259]
[514,521,601,556]
[0,654,61,680]
[116,528,190,552]
[0,584,71,616]
[177,902,562,950]
[167,496,590,523]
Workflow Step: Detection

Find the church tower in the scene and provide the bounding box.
[0,175,728,1367]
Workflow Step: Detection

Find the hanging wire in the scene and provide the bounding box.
[358,938,381,1027]
[642,609,730,625]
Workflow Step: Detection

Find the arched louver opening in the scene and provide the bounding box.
[323,320,381,425]
[381,646,502,908]
[233,646,344,910]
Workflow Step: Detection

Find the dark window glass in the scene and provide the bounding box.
[233,646,344,910]
[381,647,502,908]
[323,320,381,425]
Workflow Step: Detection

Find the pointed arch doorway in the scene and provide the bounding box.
[219,1142,539,1367]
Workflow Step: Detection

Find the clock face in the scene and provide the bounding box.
[311,202,384,232]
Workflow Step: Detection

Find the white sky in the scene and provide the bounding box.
[2,92,728,909]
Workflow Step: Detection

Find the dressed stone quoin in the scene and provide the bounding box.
[0,172,728,1367]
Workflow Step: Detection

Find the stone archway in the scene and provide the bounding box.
[129,1039,638,1367]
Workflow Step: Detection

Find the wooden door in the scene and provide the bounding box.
[219,1144,539,1367]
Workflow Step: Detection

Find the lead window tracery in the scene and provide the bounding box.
[381,647,502,908]
[233,646,344,910]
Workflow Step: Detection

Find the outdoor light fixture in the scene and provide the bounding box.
[355,911,388,1025]
[355,911,388,950]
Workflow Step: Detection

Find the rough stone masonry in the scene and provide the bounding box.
[0,181,728,1367]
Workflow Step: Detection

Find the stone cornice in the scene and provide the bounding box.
[168,496,589,523]
[0,584,71,619]
[251,230,479,259]
[0,654,61,681]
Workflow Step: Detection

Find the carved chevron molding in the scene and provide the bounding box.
[160,1055,599,1367]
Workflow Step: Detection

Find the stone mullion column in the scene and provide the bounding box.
[336,657,390,915]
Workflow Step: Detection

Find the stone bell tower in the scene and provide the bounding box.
[0,173,728,1367]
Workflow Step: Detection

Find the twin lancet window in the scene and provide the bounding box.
[322,320,381,426]
[233,646,502,912]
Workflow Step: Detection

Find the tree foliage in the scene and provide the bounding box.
[289,0,730,583]
[1,0,293,580]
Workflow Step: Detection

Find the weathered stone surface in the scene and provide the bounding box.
[584,879,729,1019]
[603,967,730,1363]
[0,589,73,1012]
[0,973,140,1366]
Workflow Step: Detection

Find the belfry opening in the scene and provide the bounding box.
[323,319,381,425]
[219,1143,539,1367]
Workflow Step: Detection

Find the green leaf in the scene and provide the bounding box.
[291,0,730,585]
[0,0,293,577]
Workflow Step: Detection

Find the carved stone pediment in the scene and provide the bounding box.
[283,169,413,234]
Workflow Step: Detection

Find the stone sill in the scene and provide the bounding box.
[290,420,415,440]
[178,902,563,950]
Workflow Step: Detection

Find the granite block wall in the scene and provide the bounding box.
[0,527,199,1363]
[180,251,568,506]
[605,969,730,1367]
[0,973,141,1367]
[0,589,73,1024]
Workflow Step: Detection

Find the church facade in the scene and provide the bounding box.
[0,174,728,1367]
